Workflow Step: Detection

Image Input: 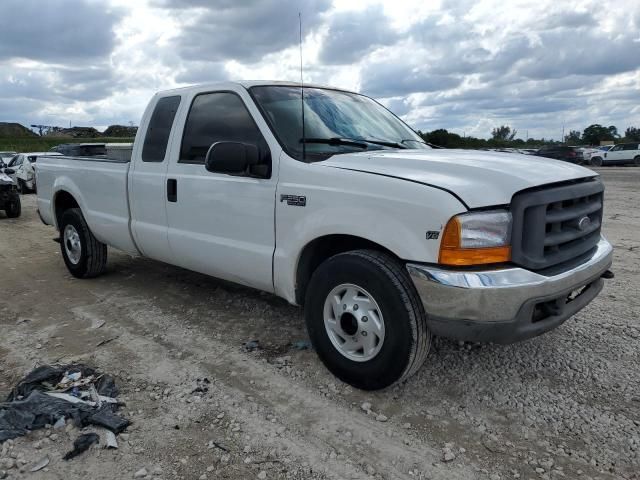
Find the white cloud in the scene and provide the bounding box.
[0,0,638,138]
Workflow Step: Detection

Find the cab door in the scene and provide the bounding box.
[164,88,278,292]
[604,145,624,164]
[129,95,182,263]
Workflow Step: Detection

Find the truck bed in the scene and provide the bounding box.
[36,155,139,255]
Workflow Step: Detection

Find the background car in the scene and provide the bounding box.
[0,170,20,217]
[534,145,585,164]
[589,143,640,166]
[4,152,62,193]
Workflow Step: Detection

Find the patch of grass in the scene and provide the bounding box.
[0,137,135,153]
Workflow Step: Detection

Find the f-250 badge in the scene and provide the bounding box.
[280,194,307,207]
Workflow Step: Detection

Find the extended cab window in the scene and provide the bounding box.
[142,95,181,162]
[179,92,267,164]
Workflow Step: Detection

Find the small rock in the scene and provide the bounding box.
[375,414,388,422]
[361,402,372,412]
[151,466,163,476]
[443,451,455,462]
[199,475,207,480]
[258,471,267,479]
[134,467,148,478]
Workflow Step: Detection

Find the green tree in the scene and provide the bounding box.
[581,124,615,145]
[421,129,462,148]
[491,125,517,141]
[625,126,640,141]
[565,130,581,144]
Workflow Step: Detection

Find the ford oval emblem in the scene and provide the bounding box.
[577,216,591,231]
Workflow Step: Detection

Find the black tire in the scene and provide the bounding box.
[59,208,107,278]
[4,194,21,218]
[634,156,640,166]
[17,179,26,194]
[304,250,431,390]
[591,156,603,167]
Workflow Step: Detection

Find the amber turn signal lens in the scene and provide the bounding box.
[438,216,511,266]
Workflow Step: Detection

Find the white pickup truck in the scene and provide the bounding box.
[36,81,613,390]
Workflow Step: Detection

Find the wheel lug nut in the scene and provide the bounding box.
[361,331,367,336]
[353,304,359,311]
[362,316,368,322]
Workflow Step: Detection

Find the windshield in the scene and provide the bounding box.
[250,86,429,161]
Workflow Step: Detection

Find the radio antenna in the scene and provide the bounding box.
[299,12,306,161]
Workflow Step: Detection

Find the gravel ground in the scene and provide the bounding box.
[0,167,638,480]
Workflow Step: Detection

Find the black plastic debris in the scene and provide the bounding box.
[291,340,312,351]
[63,433,100,460]
[0,364,129,444]
[243,340,261,352]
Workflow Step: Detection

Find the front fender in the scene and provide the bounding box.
[273,157,467,303]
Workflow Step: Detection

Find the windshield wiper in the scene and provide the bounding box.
[301,137,407,149]
[301,137,368,148]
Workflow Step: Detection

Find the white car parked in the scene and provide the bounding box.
[4,152,62,193]
[589,143,640,166]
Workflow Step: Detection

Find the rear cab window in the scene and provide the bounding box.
[142,95,182,162]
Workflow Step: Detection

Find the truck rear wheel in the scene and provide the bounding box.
[4,194,21,218]
[304,250,431,390]
[59,208,107,278]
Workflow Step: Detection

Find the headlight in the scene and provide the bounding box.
[439,210,512,266]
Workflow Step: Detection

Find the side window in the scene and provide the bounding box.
[180,92,267,164]
[141,95,181,162]
[7,156,17,167]
[623,143,638,151]
[611,145,623,151]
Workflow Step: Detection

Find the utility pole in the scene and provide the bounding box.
[562,125,565,144]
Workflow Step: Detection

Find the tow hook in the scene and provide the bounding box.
[601,270,614,279]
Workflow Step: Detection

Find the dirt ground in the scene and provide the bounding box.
[0,167,638,480]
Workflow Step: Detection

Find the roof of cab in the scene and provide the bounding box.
[155,80,357,97]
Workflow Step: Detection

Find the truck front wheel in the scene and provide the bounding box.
[59,208,107,278]
[304,250,431,390]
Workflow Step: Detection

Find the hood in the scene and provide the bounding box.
[318,149,597,208]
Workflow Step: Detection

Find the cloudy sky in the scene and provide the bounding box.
[1,0,639,139]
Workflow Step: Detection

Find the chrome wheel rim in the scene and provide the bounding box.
[63,225,82,265]
[323,283,385,362]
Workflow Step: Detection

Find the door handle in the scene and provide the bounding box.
[167,179,177,202]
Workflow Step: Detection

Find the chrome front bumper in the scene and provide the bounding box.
[406,238,613,343]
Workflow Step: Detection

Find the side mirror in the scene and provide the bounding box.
[204,142,269,178]
[205,142,257,174]
[4,168,15,175]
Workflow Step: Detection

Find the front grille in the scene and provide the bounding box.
[511,178,604,270]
